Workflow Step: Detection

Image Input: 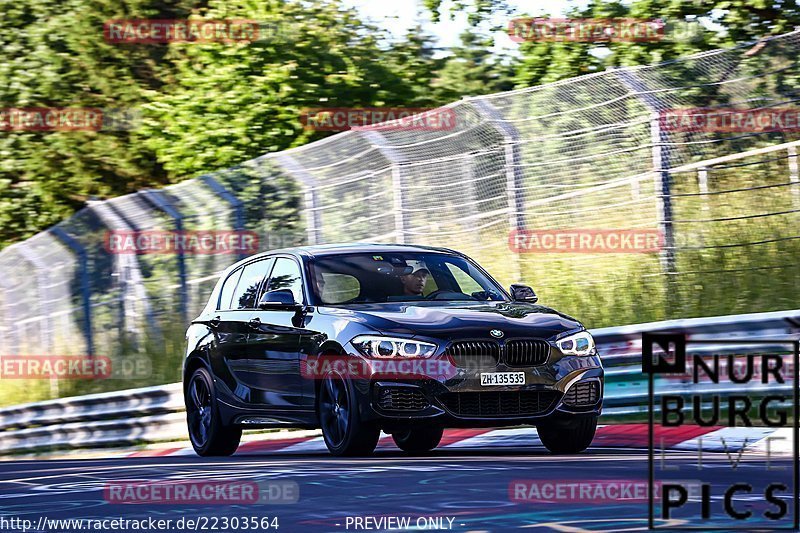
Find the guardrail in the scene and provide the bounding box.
[1,309,799,454]
[0,383,185,453]
[599,309,800,417]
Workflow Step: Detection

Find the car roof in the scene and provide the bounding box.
[226,243,463,270]
[295,242,460,257]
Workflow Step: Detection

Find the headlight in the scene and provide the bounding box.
[556,331,595,356]
[351,335,437,358]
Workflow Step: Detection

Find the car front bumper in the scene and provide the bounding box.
[346,351,604,428]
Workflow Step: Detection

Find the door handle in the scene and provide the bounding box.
[248,317,262,329]
[209,316,221,328]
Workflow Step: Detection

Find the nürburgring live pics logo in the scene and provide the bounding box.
[644,333,799,529]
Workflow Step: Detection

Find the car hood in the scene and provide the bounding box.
[318,301,583,341]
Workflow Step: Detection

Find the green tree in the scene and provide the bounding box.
[0,0,205,246]
[144,0,442,178]
[0,0,450,244]
[382,24,443,107]
[431,29,516,101]
[513,0,800,87]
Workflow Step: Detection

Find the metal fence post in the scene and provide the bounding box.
[359,130,408,244]
[651,115,677,276]
[50,227,94,357]
[17,245,52,355]
[615,68,678,278]
[698,167,710,212]
[20,244,60,395]
[0,288,8,355]
[199,175,247,259]
[274,154,322,245]
[469,98,525,281]
[470,98,527,233]
[788,145,800,208]
[0,288,5,355]
[0,282,20,356]
[88,200,154,345]
[141,190,188,323]
[119,264,129,346]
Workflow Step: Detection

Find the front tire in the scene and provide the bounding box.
[392,426,443,454]
[318,372,380,456]
[185,366,242,457]
[537,415,597,454]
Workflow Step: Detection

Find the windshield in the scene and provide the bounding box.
[308,252,508,305]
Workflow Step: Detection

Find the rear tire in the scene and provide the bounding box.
[537,415,597,454]
[185,366,242,457]
[318,371,380,456]
[392,426,443,454]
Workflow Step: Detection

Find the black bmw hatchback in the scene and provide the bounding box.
[183,243,603,456]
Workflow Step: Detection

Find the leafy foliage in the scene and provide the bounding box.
[0,0,517,246]
[514,0,800,86]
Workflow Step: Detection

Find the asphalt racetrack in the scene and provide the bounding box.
[0,444,794,533]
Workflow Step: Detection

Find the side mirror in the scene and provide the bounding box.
[510,284,538,303]
[258,289,300,310]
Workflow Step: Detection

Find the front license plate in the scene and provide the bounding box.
[480,371,525,386]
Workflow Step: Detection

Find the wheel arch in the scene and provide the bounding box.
[183,351,211,393]
[312,341,346,420]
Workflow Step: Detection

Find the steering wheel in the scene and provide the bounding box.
[424,289,451,300]
[424,290,476,301]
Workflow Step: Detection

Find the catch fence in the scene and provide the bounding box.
[1,31,799,394]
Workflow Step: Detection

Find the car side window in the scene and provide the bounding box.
[218,268,243,310]
[445,262,483,294]
[318,272,360,304]
[232,258,274,310]
[264,257,303,303]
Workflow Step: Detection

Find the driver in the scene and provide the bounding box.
[399,267,429,297]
